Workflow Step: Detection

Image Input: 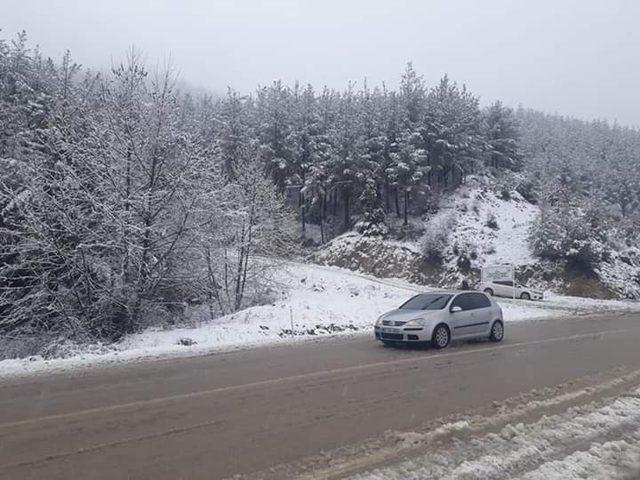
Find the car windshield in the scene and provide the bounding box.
[399,293,453,310]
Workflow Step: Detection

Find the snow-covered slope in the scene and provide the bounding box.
[316,179,540,286]
[316,176,640,299]
[435,183,538,267]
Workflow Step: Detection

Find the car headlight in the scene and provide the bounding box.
[375,316,383,325]
[403,318,424,327]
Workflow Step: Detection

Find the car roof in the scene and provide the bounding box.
[415,290,483,295]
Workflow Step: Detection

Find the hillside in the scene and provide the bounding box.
[314,175,640,300]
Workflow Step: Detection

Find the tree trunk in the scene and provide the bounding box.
[403,189,409,226]
[384,181,390,212]
[394,187,401,217]
[319,190,325,243]
[343,187,350,230]
[300,190,306,234]
[233,221,247,312]
[620,195,629,217]
[205,247,225,318]
[324,189,329,220]
[332,189,337,216]
[123,147,132,285]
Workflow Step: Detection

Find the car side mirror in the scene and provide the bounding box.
[451,306,462,313]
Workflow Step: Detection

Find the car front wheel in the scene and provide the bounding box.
[432,324,450,349]
[489,320,504,342]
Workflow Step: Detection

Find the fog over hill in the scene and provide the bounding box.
[3,0,640,127]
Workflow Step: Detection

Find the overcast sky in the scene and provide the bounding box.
[3,0,640,126]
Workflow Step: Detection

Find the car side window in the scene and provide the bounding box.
[472,293,491,309]
[453,293,490,311]
[451,293,472,311]
[495,280,513,287]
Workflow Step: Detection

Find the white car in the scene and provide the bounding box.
[374,291,504,349]
[478,280,543,301]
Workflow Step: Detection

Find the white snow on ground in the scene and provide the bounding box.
[315,180,543,291]
[428,182,539,267]
[430,181,640,298]
[317,178,640,299]
[0,262,638,379]
[318,182,539,269]
[349,387,640,480]
[597,246,640,299]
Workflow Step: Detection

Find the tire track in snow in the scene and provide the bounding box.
[347,385,640,480]
[236,368,640,480]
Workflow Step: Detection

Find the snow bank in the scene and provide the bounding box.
[350,387,640,480]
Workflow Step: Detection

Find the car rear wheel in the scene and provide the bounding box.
[431,324,450,349]
[483,288,494,296]
[489,320,504,342]
[520,292,531,300]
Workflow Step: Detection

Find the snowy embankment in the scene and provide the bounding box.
[349,385,640,480]
[0,262,638,378]
[429,181,539,267]
[317,178,640,299]
[315,180,541,287]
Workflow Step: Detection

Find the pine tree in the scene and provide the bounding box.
[256,81,294,190]
[216,88,253,180]
[483,101,522,170]
[356,177,386,236]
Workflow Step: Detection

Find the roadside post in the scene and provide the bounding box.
[289,306,294,339]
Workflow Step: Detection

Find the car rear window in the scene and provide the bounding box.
[399,293,453,310]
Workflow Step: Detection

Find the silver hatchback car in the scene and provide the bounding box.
[374,291,504,349]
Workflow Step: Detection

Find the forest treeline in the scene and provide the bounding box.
[1,31,638,345]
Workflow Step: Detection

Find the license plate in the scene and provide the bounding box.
[382,327,399,334]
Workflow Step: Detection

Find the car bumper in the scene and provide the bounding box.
[374,325,433,342]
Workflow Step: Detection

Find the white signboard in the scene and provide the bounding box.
[481,264,514,283]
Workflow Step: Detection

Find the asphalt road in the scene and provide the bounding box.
[1,312,640,479]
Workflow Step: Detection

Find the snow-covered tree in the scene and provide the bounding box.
[356,177,387,236]
[483,101,522,170]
